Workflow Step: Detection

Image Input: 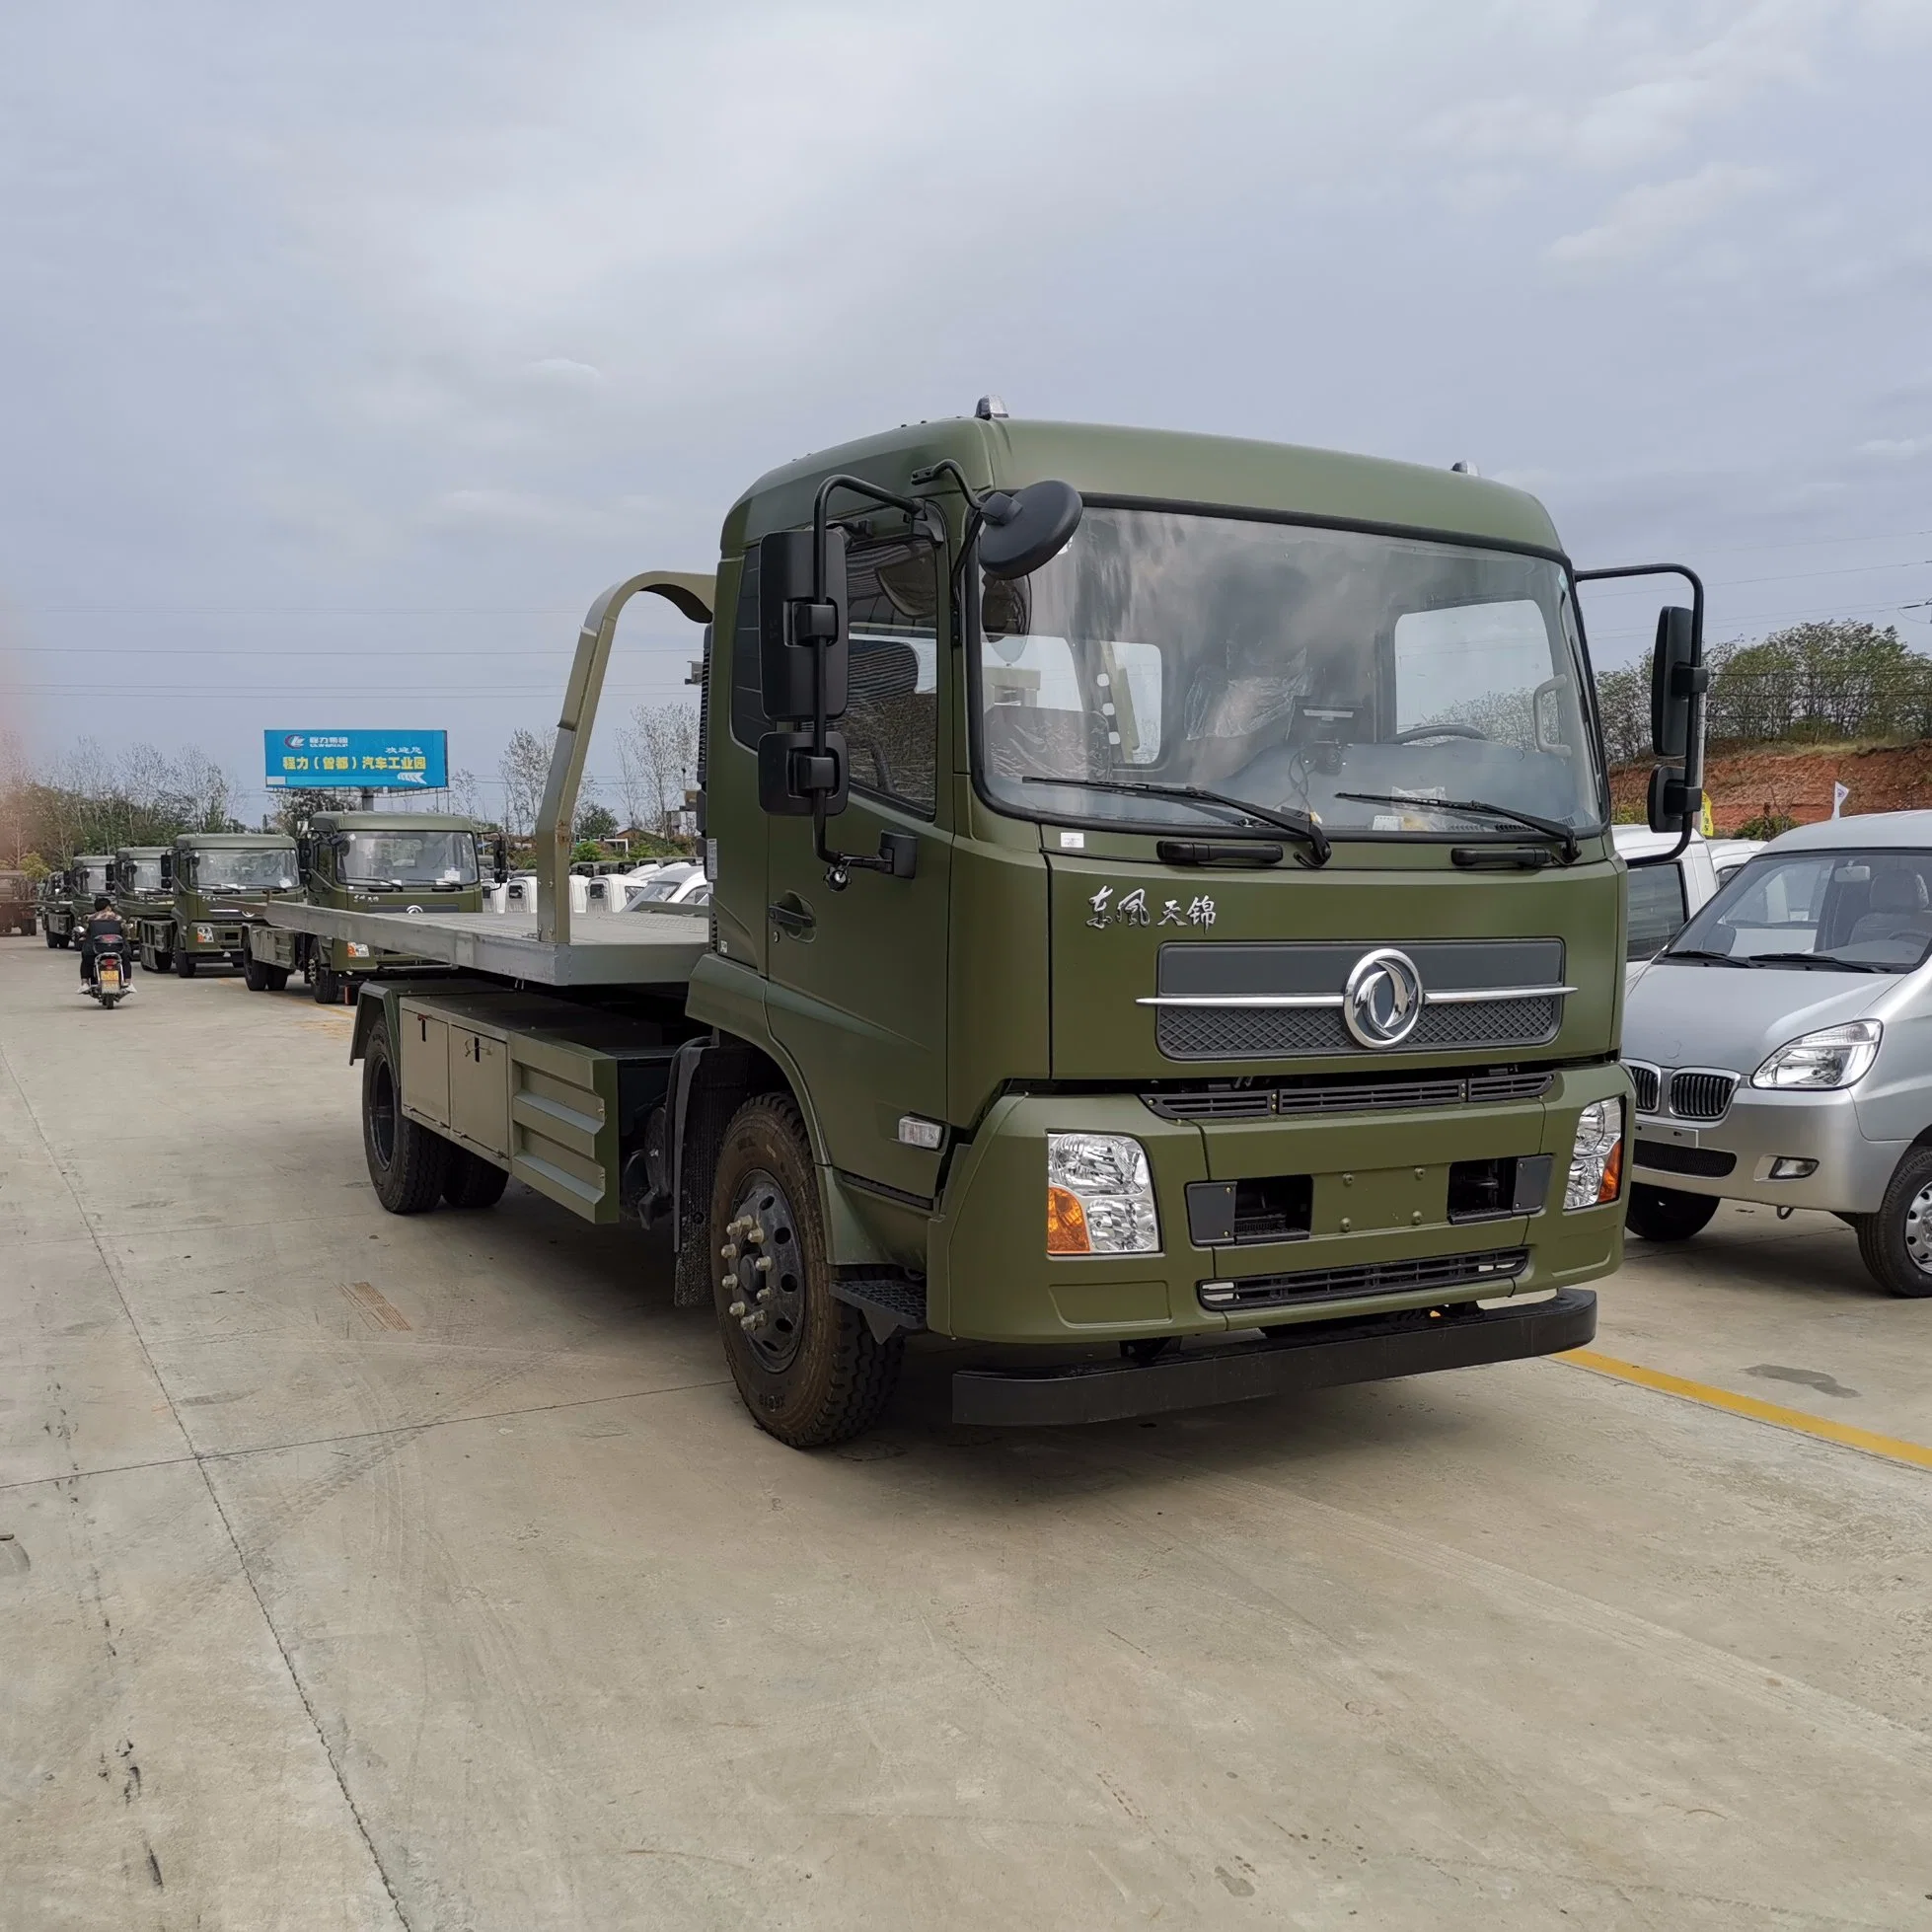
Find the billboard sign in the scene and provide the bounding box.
[265,729,449,790]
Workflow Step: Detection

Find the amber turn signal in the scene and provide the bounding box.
[1047,1185,1092,1255]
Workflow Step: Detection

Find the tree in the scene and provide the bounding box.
[1594,664,1648,767]
[575,800,619,843]
[497,727,556,839]
[617,702,700,837]
[268,788,359,835]
[1704,620,1931,747]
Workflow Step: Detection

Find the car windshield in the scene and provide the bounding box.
[341,831,479,887]
[1664,848,1932,973]
[195,849,297,890]
[74,863,112,894]
[629,867,697,905]
[975,507,1602,841]
[123,859,163,891]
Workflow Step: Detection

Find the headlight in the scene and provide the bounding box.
[1047,1133,1159,1255]
[345,942,371,959]
[193,925,213,942]
[1751,1019,1881,1090]
[1564,1098,1624,1211]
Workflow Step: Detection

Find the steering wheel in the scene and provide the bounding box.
[1388,722,1489,744]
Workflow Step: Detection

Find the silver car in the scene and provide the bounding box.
[1622,811,1932,1297]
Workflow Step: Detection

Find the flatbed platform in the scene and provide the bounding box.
[261,900,707,988]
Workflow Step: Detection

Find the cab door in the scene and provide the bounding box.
[763,531,952,1199]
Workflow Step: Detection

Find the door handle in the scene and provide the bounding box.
[768,896,816,938]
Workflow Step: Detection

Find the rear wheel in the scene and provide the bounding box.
[442,1147,509,1210]
[708,1094,901,1448]
[361,1019,449,1213]
[1856,1147,1932,1298]
[174,949,196,978]
[1625,1184,1720,1243]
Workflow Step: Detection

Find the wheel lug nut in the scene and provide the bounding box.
[754,1255,773,1273]
[747,1227,767,1246]
[721,1273,739,1292]
[727,1300,747,1318]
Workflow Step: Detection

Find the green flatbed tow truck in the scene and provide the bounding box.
[133,832,300,976]
[245,809,495,1003]
[265,409,1710,1447]
[41,855,114,947]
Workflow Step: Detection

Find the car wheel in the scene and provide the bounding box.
[708,1094,902,1448]
[361,1019,449,1213]
[1856,1147,1932,1299]
[1625,1184,1720,1242]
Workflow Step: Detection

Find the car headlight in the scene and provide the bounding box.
[1047,1133,1159,1255]
[345,942,371,959]
[1751,1019,1881,1090]
[1564,1098,1624,1211]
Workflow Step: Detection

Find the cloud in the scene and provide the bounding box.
[1855,437,1932,461]
[1546,161,1776,271]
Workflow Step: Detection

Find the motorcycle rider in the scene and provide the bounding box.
[78,895,131,993]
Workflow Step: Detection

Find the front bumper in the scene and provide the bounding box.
[1632,1085,1905,1215]
[929,1067,1628,1346]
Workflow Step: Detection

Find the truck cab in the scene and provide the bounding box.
[42,855,114,948]
[140,833,299,977]
[0,870,34,937]
[112,848,175,954]
[248,810,491,1003]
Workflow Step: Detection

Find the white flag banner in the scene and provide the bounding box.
[1832,781,1850,819]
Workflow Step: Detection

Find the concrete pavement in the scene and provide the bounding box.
[4,933,1930,1929]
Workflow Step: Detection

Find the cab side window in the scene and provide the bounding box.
[728,534,940,816]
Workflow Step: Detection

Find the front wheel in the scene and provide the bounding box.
[174,949,196,978]
[313,964,340,1005]
[1625,1184,1720,1243]
[1856,1147,1932,1298]
[707,1094,902,1448]
[361,1019,449,1213]
[243,952,271,991]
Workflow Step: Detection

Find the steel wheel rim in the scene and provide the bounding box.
[1903,1181,1932,1274]
[725,1168,806,1373]
[371,1058,397,1167]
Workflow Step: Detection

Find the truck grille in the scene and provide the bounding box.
[1154,995,1561,1061]
[1199,1246,1529,1313]
[1669,1071,1737,1122]
[1627,1063,1662,1115]
[1145,1069,1552,1122]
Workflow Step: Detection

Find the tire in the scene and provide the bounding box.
[43,927,56,949]
[243,952,270,991]
[442,1147,510,1210]
[1625,1184,1720,1243]
[174,949,196,978]
[264,966,289,992]
[313,965,340,1005]
[155,948,174,973]
[360,1018,449,1213]
[707,1094,902,1448]
[1856,1147,1932,1298]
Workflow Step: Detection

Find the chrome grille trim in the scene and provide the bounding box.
[1144,1069,1554,1122]
[1137,982,1575,1009]
[1669,1069,1738,1123]
[1627,1062,1663,1116]
[1155,995,1562,1060]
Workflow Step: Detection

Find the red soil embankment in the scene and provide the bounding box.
[1611,741,1932,835]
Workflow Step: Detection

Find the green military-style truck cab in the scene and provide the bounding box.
[111,848,175,951]
[270,412,1712,1447]
[246,810,491,1003]
[134,832,300,977]
[0,870,36,937]
[42,855,114,948]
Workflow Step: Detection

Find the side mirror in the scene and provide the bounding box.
[758,528,848,723]
[296,836,313,875]
[1651,606,1703,760]
[492,834,508,884]
[1648,765,1701,835]
[159,854,174,887]
[978,480,1082,580]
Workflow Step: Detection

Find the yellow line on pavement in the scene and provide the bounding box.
[1561,1348,1932,1473]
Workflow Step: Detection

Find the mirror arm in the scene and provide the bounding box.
[1576,561,1706,870]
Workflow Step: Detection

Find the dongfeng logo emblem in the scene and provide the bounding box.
[1344,948,1424,1048]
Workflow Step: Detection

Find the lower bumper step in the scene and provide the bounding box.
[951,1289,1597,1428]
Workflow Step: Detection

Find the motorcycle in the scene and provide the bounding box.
[86,935,132,1009]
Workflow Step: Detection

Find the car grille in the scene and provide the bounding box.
[1154,994,1561,1061]
[1199,1246,1529,1313]
[1627,1063,1662,1115]
[1145,1069,1553,1122]
[1635,1140,1737,1178]
[1669,1071,1737,1122]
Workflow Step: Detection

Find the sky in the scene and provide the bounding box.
[1,0,1928,822]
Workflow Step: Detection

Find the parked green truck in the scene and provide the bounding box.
[0,870,35,936]
[41,855,114,947]
[132,832,300,976]
[245,809,493,1003]
[263,409,1709,1447]
[111,847,175,941]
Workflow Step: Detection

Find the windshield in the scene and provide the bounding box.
[123,859,163,892]
[975,508,1601,841]
[629,867,697,904]
[341,831,479,887]
[74,863,111,894]
[1666,848,1932,973]
[194,849,297,891]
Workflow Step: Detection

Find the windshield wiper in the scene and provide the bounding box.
[1019,776,1330,864]
[1747,950,1897,974]
[1660,947,1761,967]
[1336,791,1581,864]
[344,875,409,889]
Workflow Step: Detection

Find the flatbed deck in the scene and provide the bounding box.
[261,901,707,988]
